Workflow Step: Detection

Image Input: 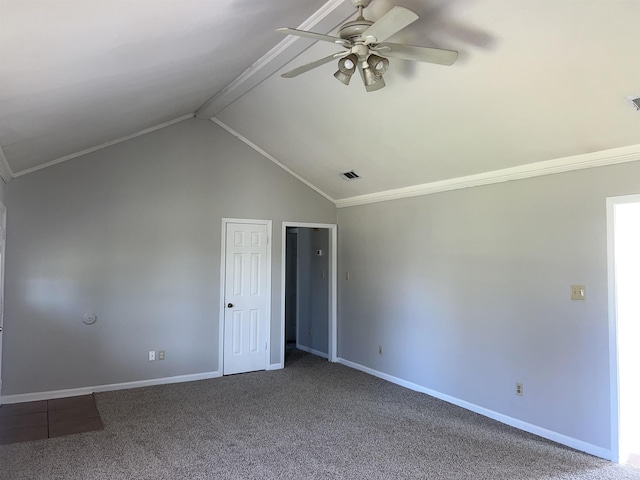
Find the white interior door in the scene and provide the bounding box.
[223,222,269,375]
[0,203,5,398]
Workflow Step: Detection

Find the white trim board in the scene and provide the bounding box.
[195,0,354,119]
[336,144,640,208]
[212,119,336,204]
[0,370,221,405]
[607,196,621,463]
[297,344,329,360]
[336,357,611,461]
[0,146,14,183]
[11,114,195,178]
[207,119,640,210]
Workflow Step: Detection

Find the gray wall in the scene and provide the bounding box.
[297,228,329,355]
[2,118,336,395]
[337,160,640,451]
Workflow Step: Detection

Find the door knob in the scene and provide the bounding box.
[227,303,234,308]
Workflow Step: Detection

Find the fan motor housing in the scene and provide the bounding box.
[338,19,374,41]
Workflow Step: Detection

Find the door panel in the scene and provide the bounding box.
[0,205,5,397]
[223,222,268,375]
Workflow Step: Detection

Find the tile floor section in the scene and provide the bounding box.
[0,394,103,445]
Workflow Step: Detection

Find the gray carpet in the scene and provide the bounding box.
[1,350,639,479]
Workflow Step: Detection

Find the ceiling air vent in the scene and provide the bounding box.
[626,94,640,111]
[341,170,361,181]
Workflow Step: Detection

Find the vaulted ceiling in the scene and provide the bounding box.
[1,0,639,202]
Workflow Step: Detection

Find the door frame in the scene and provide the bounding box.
[607,193,640,463]
[219,218,272,375]
[281,222,337,367]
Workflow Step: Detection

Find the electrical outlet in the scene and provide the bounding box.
[378,345,383,355]
[515,382,523,396]
[148,350,156,361]
[308,326,312,335]
[158,350,165,361]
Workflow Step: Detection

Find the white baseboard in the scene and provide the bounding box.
[296,344,329,359]
[267,363,283,371]
[336,357,611,461]
[0,371,221,405]
[1,387,94,404]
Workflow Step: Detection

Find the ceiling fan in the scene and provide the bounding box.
[276,0,458,92]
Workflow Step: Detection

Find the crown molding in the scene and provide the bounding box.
[195,0,354,119]
[210,118,336,204]
[12,114,194,178]
[335,144,640,208]
[0,146,14,183]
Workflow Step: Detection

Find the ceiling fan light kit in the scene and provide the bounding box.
[333,70,352,85]
[362,64,382,87]
[364,74,385,92]
[276,0,458,92]
[334,53,358,85]
[367,54,389,74]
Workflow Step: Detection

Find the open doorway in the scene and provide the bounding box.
[281,222,337,367]
[608,194,640,465]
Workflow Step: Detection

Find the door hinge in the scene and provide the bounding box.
[265,341,267,351]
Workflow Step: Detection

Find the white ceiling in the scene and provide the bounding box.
[0,0,329,173]
[2,0,640,201]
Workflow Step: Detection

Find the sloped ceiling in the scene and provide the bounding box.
[1,0,640,201]
[0,0,330,173]
[216,0,640,200]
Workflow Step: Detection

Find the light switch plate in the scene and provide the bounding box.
[571,285,586,300]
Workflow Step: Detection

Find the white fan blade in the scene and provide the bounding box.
[377,43,458,66]
[361,6,418,45]
[281,52,348,78]
[276,28,349,45]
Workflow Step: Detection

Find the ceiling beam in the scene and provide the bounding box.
[195,0,354,119]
